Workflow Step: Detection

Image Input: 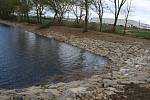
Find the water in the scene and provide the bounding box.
[0,24,111,89]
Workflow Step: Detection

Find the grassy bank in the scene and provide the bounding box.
[134,31,150,39]
[5,16,150,40]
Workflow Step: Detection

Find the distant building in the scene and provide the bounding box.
[90,18,150,29]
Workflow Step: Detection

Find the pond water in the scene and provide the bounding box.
[0,24,111,89]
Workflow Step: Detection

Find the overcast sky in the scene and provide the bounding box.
[130,0,150,24]
[89,0,150,25]
[100,0,150,24]
[45,0,150,25]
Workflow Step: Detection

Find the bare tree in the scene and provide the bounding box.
[83,0,88,32]
[83,0,92,32]
[38,0,47,24]
[73,6,84,24]
[32,0,47,23]
[92,0,105,32]
[16,0,32,22]
[70,0,84,24]
[48,0,70,24]
[124,0,133,34]
[48,0,58,24]
[32,0,40,23]
[112,0,127,32]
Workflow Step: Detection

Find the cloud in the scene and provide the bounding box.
[99,0,150,24]
[44,0,150,24]
[130,0,150,24]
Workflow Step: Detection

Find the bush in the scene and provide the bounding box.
[88,22,98,31]
[69,23,83,28]
[63,21,84,28]
[29,19,38,24]
[102,24,113,33]
[39,22,51,29]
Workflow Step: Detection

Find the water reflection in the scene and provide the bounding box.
[0,24,111,89]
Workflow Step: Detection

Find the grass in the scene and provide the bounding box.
[134,31,150,39]
[46,19,150,40]
[63,21,84,28]
[13,16,150,40]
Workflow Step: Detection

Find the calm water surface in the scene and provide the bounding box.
[0,24,111,89]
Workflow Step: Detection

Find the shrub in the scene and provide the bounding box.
[39,22,51,29]
[29,19,38,24]
[102,24,113,33]
[63,21,84,28]
[88,22,98,31]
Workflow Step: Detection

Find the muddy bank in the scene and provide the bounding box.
[110,83,150,100]
[0,20,150,100]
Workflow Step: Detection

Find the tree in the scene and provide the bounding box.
[39,0,48,23]
[0,0,19,19]
[48,0,70,24]
[83,0,89,32]
[123,0,133,34]
[112,0,127,32]
[16,0,32,22]
[70,0,84,24]
[92,0,105,32]
[32,0,47,23]
[32,0,40,23]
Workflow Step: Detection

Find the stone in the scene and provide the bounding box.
[119,68,130,75]
[69,87,87,94]
[146,78,150,83]
[0,96,10,100]
[103,79,117,87]
[45,89,60,96]
[104,90,115,95]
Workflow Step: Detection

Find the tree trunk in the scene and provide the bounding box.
[84,0,88,32]
[124,17,128,34]
[39,5,43,24]
[99,15,102,32]
[58,16,63,24]
[52,12,57,24]
[113,7,122,32]
[113,13,119,32]
[58,13,63,24]
[79,9,83,23]
[39,12,42,24]
[36,6,39,23]
[112,18,117,32]
[75,6,79,24]
[26,13,30,23]
[75,15,79,24]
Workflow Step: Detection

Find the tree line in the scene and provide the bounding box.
[0,0,133,33]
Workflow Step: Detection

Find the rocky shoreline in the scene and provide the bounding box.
[0,20,150,100]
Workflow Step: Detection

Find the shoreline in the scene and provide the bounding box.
[0,20,150,100]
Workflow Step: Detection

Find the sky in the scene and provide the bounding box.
[99,0,150,25]
[129,0,150,25]
[45,0,150,25]
[85,0,150,25]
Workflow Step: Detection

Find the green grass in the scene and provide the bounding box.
[134,31,150,39]
[63,21,84,28]
[29,16,53,24]
[116,25,124,33]
[28,16,53,29]
[13,16,150,39]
